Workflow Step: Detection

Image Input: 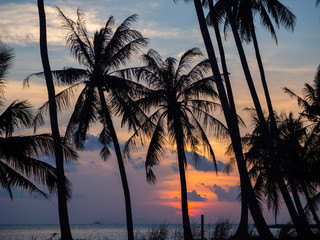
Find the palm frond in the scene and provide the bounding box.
[65,86,100,149]
[0,160,50,200]
[105,37,148,71]
[258,5,278,43]
[262,0,296,32]
[141,49,163,74]
[56,7,94,67]
[32,83,83,132]
[181,77,217,100]
[24,68,87,87]
[146,116,167,184]
[0,100,33,137]
[176,48,204,79]
[188,109,218,172]
[0,47,14,94]
[98,126,112,161]
[185,59,212,83]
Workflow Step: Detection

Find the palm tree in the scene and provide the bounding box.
[285,65,320,129]
[0,102,76,200]
[0,47,70,200]
[242,111,320,228]
[37,1,76,239]
[126,48,228,240]
[278,113,320,228]
[0,47,76,199]
[27,8,148,240]
[284,65,320,227]
[173,1,275,239]
[205,0,309,236]
[206,1,314,238]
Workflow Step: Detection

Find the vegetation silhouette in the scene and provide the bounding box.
[125,48,228,240]
[174,0,275,238]
[37,1,75,239]
[2,1,319,239]
[26,8,148,240]
[0,47,75,201]
[205,1,315,238]
[284,65,320,228]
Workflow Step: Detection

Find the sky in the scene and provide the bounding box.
[0,0,319,226]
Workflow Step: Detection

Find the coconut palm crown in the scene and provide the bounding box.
[25,9,148,240]
[0,47,76,200]
[125,48,228,240]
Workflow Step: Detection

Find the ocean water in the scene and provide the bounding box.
[0,224,222,240]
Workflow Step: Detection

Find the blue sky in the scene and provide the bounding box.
[0,0,320,225]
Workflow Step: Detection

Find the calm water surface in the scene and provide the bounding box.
[0,224,218,240]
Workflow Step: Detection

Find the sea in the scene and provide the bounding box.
[0,224,229,240]
[0,223,294,240]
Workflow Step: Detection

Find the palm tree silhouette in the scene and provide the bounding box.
[27,8,148,240]
[126,48,228,240]
[37,1,74,239]
[285,66,320,227]
[205,0,303,237]
[242,111,320,228]
[0,47,76,202]
[173,1,275,238]
[285,65,320,129]
[278,113,320,228]
[205,1,313,238]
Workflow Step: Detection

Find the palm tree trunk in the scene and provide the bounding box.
[251,26,311,230]
[174,120,193,240]
[193,1,274,239]
[37,1,72,239]
[97,87,134,240]
[232,180,249,239]
[208,2,249,237]
[209,0,236,116]
[222,1,314,238]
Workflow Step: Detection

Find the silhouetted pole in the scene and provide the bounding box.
[201,214,204,240]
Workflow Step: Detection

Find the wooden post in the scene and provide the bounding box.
[201,214,204,240]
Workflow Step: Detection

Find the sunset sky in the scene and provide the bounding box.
[0,0,319,225]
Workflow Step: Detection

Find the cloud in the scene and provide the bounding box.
[38,154,79,173]
[169,151,227,173]
[82,134,102,151]
[129,157,145,170]
[0,3,63,46]
[206,184,240,202]
[187,190,207,202]
[153,190,207,203]
[170,162,179,173]
[186,152,227,172]
[0,3,107,46]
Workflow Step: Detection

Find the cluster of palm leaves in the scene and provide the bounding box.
[181,0,320,239]
[23,5,226,240]
[0,47,76,200]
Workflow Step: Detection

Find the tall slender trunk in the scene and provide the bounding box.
[251,26,311,230]
[37,1,72,239]
[209,0,236,115]
[97,87,134,240]
[174,118,193,240]
[193,1,274,239]
[208,2,248,237]
[233,180,249,239]
[222,1,314,238]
